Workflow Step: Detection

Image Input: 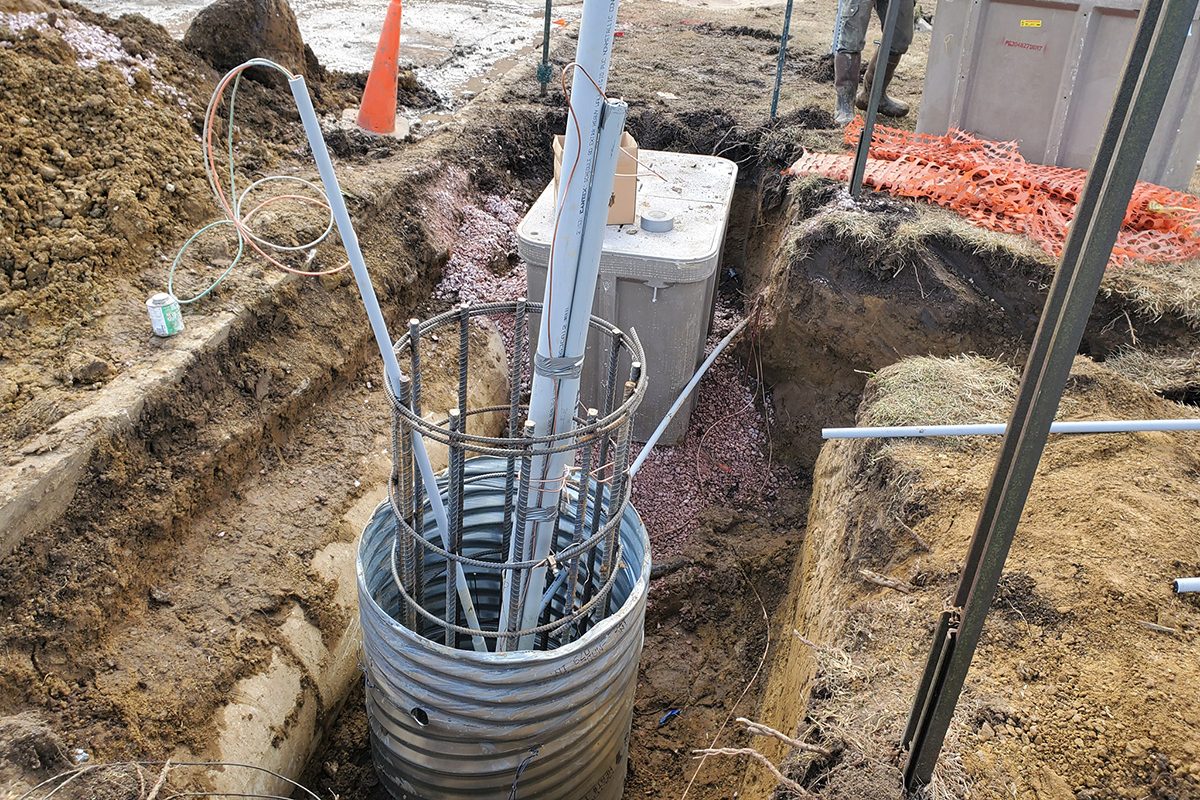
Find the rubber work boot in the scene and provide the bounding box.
[832,51,861,127]
[856,50,909,118]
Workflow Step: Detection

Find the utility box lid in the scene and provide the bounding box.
[917,0,1200,190]
[517,150,739,280]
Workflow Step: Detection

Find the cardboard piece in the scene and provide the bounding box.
[552,132,638,226]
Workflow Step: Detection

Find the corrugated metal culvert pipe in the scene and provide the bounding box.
[357,301,651,799]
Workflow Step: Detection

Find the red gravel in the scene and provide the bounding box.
[630,301,783,561]
[435,195,784,562]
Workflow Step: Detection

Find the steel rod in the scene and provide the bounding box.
[901,0,1195,786]
[848,0,900,197]
[501,300,527,546]
[562,407,598,646]
[824,418,1200,440]
[395,375,417,630]
[407,319,425,609]
[444,408,462,648]
[502,420,538,651]
[598,370,639,622]
[539,0,554,95]
[769,0,796,120]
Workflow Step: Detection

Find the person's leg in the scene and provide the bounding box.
[856,0,914,117]
[831,0,872,125]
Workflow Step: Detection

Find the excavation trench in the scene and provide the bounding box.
[293,117,1200,800]
[3,91,1197,798]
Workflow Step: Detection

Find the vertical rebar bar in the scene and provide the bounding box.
[770,0,795,120]
[581,329,623,612]
[407,318,425,618]
[458,302,470,434]
[502,299,529,567]
[502,420,538,651]
[395,374,417,630]
[596,371,638,624]
[560,407,598,646]
[444,409,463,648]
[538,0,553,95]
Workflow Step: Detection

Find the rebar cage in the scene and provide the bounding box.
[382,299,647,653]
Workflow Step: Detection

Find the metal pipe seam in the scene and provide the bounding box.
[357,456,650,799]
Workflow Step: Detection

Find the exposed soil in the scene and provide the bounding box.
[754,358,1200,800]
[0,1,382,453]
[2,0,1198,798]
[748,178,1200,464]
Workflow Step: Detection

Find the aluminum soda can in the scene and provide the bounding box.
[146,292,184,337]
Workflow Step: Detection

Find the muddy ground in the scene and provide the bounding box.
[2,0,1199,798]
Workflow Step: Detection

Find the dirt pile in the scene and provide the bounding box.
[0,6,212,391]
[183,0,319,81]
[750,356,1200,799]
[0,2,372,451]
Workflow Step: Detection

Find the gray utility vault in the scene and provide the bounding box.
[518,150,738,445]
[917,0,1200,189]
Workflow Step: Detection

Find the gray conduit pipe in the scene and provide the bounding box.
[1174,578,1200,593]
[629,316,751,477]
[823,418,1200,439]
[288,73,485,642]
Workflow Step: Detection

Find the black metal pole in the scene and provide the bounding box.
[901,0,1197,788]
[848,0,901,196]
[769,0,796,120]
[538,0,553,96]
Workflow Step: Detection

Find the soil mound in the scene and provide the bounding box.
[183,0,319,81]
[0,7,212,418]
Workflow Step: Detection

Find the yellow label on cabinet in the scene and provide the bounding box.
[1020,19,1043,27]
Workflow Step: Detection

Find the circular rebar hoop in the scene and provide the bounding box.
[385,301,647,455]
[381,301,646,652]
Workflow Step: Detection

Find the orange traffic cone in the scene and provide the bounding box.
[357,0,403,135]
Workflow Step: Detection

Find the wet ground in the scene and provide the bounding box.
[80,0,578,98]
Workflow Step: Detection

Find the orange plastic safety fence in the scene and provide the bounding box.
[785,118,1200,267]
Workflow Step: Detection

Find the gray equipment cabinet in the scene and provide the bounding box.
[517,150,738,445]
[917,0,1200,189]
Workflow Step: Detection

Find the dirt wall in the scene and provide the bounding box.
[743,357,1200,799]
[748,180,1200,466]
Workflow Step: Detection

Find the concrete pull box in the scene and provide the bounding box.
[519,150,738,445]
[917,0,1200,190]
[553,132,639,225]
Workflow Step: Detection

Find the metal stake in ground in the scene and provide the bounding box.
[769,0,796,121]
[900,0,1197,787]
[848,0,900,197]
[538,0,554,95]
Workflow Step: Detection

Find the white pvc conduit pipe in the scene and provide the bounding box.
[501,0,626,648]
[1174,577,1200,593]
[823,418,1200,439]
[289,74,484,647]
